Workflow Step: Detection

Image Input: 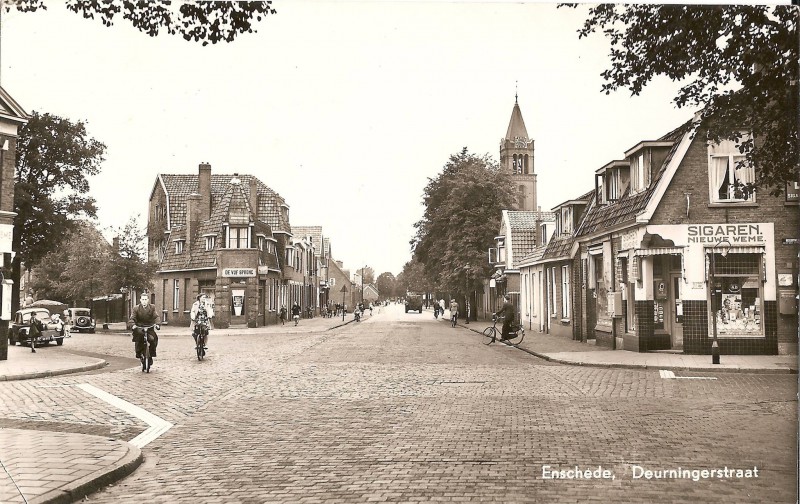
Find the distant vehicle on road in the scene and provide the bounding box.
[404,295,423,313]
[9,308,67,347]
[65,307,96,333]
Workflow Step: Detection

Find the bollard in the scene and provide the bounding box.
[711,339,720,365]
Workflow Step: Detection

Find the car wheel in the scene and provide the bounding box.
[56,338,64,346]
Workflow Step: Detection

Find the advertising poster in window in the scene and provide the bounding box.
[232,289,245,316]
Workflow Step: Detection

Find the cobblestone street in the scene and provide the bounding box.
[0,304,796,503]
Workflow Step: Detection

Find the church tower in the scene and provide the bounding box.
[499,94,537,211]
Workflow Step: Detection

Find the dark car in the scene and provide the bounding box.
[9,308,67,347]
[404,295,423,313]
[65,307,96,333]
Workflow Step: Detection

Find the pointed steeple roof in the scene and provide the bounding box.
[505,99,529,140]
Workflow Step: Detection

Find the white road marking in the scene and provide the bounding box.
[76,383,173,448]
[659,369,717,380]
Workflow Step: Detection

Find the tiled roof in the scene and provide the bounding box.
[506,210,555,229]
[291,226,324,256]
[506,211,555,269]
[159,179,280,272]
[160,174,290,234]
[576,122,690,238]
[518,243,547,265]
[541,233,576,262]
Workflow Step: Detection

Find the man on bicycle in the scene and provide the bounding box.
[130,292,159,362]
[190,294,214,351]
[495,294,515,340]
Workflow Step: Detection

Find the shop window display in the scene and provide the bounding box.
[710,253,762,336]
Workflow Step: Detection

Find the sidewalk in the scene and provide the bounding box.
[0,314,354,504]
[454,314,798,374]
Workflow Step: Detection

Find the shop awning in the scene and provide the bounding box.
[704,245,765,254]
[634,246,685,256]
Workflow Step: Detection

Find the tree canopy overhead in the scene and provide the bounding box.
[412,148,515,294]
[568,4,798,195]
[9,1,275,45]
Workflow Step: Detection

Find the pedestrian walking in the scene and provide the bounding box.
[291,303,301,326]
[279,306,287,325]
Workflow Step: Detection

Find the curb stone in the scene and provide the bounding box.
[31,440,143,504]
[459,322,797,375]
[0,359,108,382]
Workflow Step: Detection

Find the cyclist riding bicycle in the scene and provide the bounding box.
[130,292,159,364]
[190,294,214,352]
[494,294,515,340]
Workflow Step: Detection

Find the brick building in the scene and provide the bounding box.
[149,163,320,328]
[0,87,28,360]
[572,117,798,355]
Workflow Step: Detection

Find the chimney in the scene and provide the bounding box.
[248,177,259,219]
[198,162,211,219]
[186,193,202,248]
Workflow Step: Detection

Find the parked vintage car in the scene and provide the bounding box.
[65,307,96,333]
[9,308,67,347]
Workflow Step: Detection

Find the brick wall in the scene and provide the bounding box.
[650,128,798,354]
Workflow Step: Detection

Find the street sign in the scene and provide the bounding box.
[340,285,348,292]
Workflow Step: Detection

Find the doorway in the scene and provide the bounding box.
[667,273,684,350]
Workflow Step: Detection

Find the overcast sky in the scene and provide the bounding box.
[2,1,699,276]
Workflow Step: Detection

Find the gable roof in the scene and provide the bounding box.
[0,86,29,125]
[157,173,290,234]
[576,121,691,238]
[502,210,556,269]
[291,226,324,256]
[158,178,280,272]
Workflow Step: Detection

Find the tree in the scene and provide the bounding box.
[568,4,798,196]
[357,266,375,286]
[9,1,276,46]
[27,221,113,303]
[412,148,515,295]
[375,272,396,299]
[104,216,157,296]
[395,258,430,297]
[12,111,106,313]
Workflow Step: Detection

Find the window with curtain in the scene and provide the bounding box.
[708,138,755,203]
[172,280,179,311]
[549,267,557,316]
[228,227,249,248]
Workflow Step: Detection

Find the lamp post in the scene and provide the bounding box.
[360,265,367,305]
[119,286,129,326]
[710,240,732,365]
[464,264,471,324]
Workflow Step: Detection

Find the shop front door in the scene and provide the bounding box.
[668,274,684,350]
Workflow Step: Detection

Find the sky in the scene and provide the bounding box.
[1,1,698,277]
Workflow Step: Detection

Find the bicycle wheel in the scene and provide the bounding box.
[482,326,496,345]
[144,338,151,373]
[505,327,524,346]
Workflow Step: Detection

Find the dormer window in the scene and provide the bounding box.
[631,152,649,193]
[606,170,620,201]
[205,235,216,251]
[175,240,185,254]
[228,227,249,249]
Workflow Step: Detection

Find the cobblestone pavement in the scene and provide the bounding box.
[0,304,795,503]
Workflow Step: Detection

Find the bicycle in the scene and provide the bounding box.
[450,311,458,327]
[483,315,524,345]
[194,324,209,361]
[136,324,159,372]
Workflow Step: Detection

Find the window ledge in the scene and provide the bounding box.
[707,202,758,208]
